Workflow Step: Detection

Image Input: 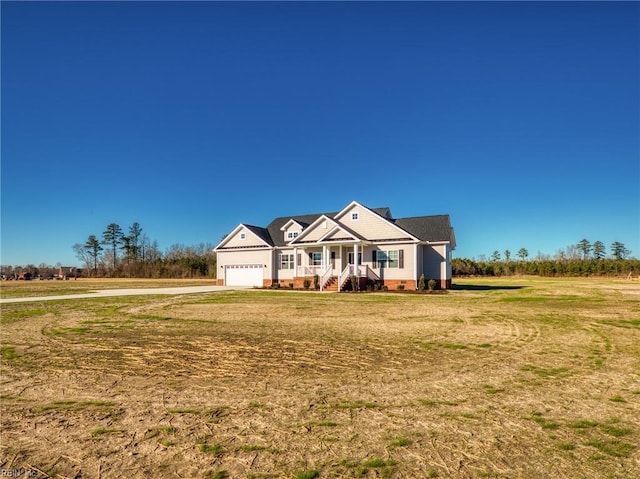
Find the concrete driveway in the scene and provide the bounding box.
[0,285,245,304]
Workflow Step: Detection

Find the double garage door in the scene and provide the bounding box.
[225,264,264,287]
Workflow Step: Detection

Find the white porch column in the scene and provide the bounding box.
[294,247,298,276]
[354,243,359,272]
[322,245,328,269]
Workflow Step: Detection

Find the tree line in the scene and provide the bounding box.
[454,239,638,277]
[71,222,217,278]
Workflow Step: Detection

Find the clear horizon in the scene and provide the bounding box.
[2,2,638,267]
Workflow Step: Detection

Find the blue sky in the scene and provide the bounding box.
[2,1,638,266]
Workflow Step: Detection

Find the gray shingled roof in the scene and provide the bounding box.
[265,208,392,247]
[231,208,453,248]
[394,215,454,243]
[243,224,273,246]
[266,212,337,247]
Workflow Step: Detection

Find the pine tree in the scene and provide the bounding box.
[611,241,630,260]
[577,239,592,260]
[102,223,124,268]
[592,241,606,260]
[517,248,529,261]
[84,235,103,273]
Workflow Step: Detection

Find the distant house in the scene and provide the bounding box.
[57,266,82,280]
[17,271,32,281]
[214,201,455,290]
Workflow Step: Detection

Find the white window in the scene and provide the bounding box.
[312,252,322,266]
[376,249,403,268]
[240,233,246,240]
[280,254,294,269]
[376,250,388,268]
[287,231,299,240]
[388,250,399,268]
[351,212,359,221]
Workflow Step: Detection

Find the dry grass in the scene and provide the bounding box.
[0,277,217,298]
[1,277,638,478]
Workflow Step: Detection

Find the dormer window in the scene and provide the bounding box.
[351,212,359,221]
[287,231,299,240]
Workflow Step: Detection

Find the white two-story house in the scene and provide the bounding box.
[214,201,455,291]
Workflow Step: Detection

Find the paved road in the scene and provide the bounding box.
[0,285,244,304]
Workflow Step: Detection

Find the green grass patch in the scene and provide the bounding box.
[362,458,397,468]
[307,420,338,427]
[199,442,224,455]
[520,364,571,378]
[91,427,123,436]
[388,437,411,448]
[585,439,635,458]
[418,398,459,407]
[530,411,559,430]
[557,442,576,451]
[482,384,505,394]
[1,346,19,361]
[600,424,632,437]
[609,395,626,403]
[569,419,599,429]
[293,470,319,479]
[203,471,228,479]
[36,400,116,412]
[597,319,640,329]
[0,308,49,324]
[167,408,200,414]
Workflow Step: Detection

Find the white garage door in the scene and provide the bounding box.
[225,264,263,287]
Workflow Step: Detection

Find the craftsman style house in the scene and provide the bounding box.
[214,201,455,291]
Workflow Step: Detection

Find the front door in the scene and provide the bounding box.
[347,252,362,265]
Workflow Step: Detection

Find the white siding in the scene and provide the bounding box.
[422,244,447,280]
[276,248,296,279]
[296,218,334,242]
[283,225,302,243]
[363,244,415,281]
[324,227,355,241]
[336,204,409,240]
[224,226,267,248]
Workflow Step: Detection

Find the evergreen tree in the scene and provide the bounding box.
[102,223,124,268]
[611,241,631,260]
[592,241,606,260]
[85,235,103,273]
[577,239,592,260]
[517,248,529,261]
[129,222,143,260]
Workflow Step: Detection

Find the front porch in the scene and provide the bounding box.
[289,243,378,291]
[291,264,380,291]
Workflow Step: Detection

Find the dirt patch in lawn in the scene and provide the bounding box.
[1,279,639,478]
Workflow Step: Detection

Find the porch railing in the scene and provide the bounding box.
[338,264,381,291]
[296,265,324,276]
[320,265,333,292]
[363,265,380,281]
[338,265,354,291]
